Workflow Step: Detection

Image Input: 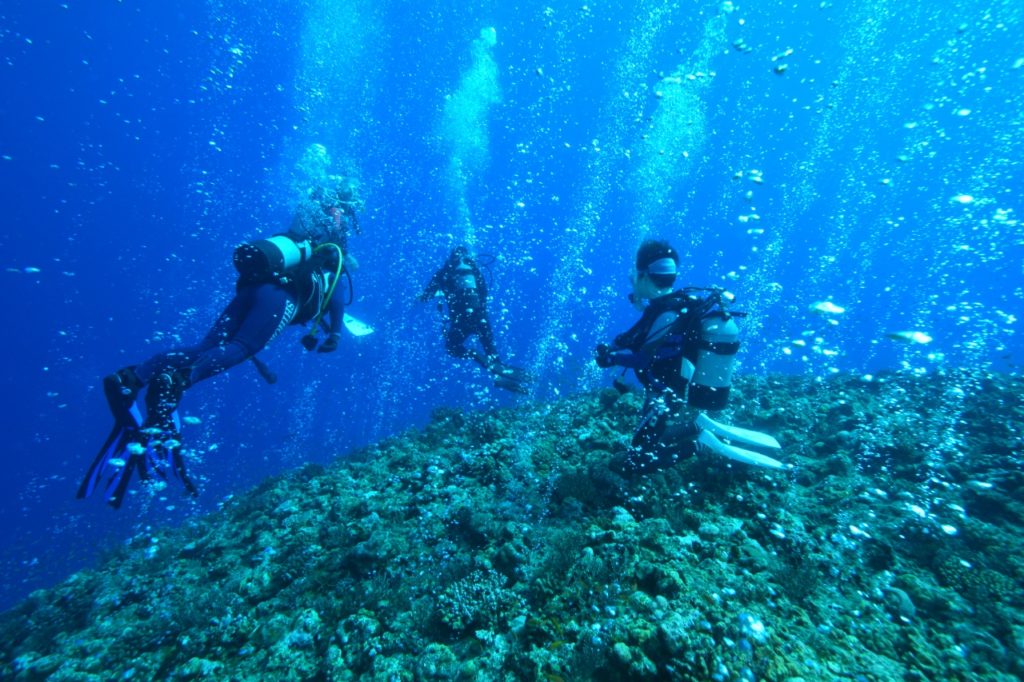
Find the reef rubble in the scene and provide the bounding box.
[1,371,1022,681]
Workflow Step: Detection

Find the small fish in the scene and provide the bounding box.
[183,416,202,426]
[810,300,845,315]
[887,330,933,345]
[24,267,41,274]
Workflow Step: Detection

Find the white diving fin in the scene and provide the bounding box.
[697,430,785,470]
[696,412,781,450]
[343,313,374,337]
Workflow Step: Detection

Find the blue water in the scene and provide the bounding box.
[1,0,1020,611]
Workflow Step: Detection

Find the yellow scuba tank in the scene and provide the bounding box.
[683,313,740,411]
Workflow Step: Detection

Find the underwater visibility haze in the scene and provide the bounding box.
[1,0,1022,679]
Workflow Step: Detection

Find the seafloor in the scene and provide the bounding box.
[1,371,1022,681]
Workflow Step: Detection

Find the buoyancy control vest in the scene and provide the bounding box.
[614,288,742,411]
[232,222,348,332]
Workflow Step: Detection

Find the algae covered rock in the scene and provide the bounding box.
[0,372,1022,680]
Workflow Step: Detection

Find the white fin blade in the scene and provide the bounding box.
[698,431,784,470]
[696,412,781,449]
[343,313,375,337]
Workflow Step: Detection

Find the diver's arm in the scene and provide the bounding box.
[475,264,489,301]
[595,311,679,369]
[418,269,444,302]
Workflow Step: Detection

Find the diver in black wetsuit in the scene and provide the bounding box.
[418,247,528,393]
[594,239,783,475]
[79,179,361,507]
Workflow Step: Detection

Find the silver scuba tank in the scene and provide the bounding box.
[233,234,313,280]
[681,314,740,410]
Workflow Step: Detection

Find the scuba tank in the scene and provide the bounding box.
[233,234,313,281]
[675,288,742,411]
[682,313,740,410]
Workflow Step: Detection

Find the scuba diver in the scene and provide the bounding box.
[78,178,362,508]
[418,246,529,394]
[594,239,783,474]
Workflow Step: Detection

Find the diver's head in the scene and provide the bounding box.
[314,176,363,215]
[449,246,474,267]
[632,239,679,301]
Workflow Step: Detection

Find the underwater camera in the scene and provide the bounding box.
[233,234,313,280]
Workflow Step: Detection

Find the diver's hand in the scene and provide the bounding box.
[317,334,340,353]
[301,334,319,351]
[343,254,359,272]
[594,343,616,368]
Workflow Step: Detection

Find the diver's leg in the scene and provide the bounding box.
[620,393,695,474]
[454,318,494,370]
[444,322,474,360]
[133,287,263,427]
[186,284,296,384]
[478,315,499,362]
[130,289,256,386]
[103,367,145,427]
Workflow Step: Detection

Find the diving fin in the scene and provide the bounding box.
[490,362,531,395]
[81,382,196,508]
[695,412,781,450]
[494,375,529,395]
[488,360,529,381]
[343,313,374,337]
[140,412,197,496]
[697,430,785,470]
[77,420,139,503]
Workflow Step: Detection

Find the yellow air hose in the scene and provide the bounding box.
[307,242,345,337]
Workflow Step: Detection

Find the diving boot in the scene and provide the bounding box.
[144,369,189,431]
[103,366,143,427]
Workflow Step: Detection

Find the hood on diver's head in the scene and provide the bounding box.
[635,239,679,289]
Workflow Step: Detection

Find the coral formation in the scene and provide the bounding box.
[1,371,1022,680]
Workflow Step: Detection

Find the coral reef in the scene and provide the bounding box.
[1,371,1022,680]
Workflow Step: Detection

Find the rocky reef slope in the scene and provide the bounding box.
[2,372,1022,681]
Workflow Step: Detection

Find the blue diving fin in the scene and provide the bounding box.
[140,411,196,494]
[77,402,144,504]
[79,405,195,509]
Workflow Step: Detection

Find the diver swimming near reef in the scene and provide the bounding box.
[78,178,364,508]
[594,239,783,474]
[418,246,529,394]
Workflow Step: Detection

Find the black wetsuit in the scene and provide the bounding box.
[420,253,498,369]
[84,198,352,508]
[603,290,707,473]
[134,203,349,390]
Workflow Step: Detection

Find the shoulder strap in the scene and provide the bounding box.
[614,290,696,352]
